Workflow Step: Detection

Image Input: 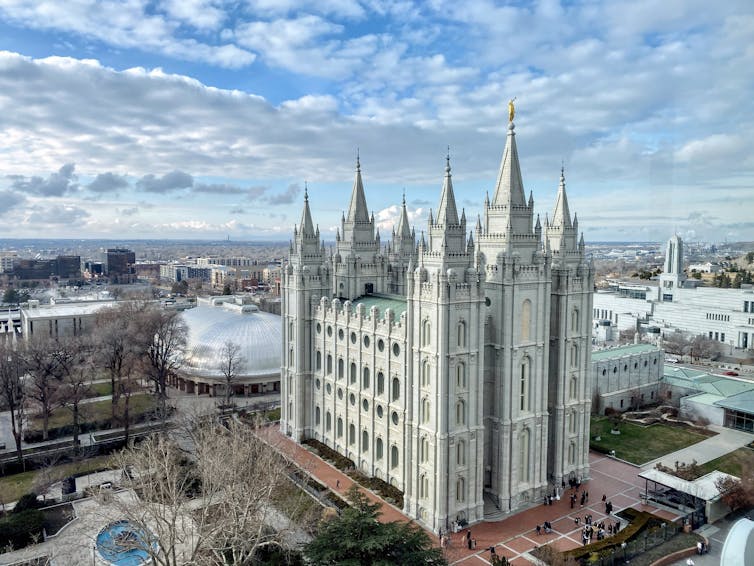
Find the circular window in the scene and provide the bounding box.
[602,369,606,376]
[326,383,332,395]
[378,339,385,352]
[338,388,343,400]
[362,399,369,411]
[393,343,400,357]
[376,405,383,418]
[349,393,356,406]
[350,332,357,344]
[316,323,322,334]
[338,329,344,340]
[315,378,321,390]
[485,297,491,307]
[391,411,399,425]
[364,335,370,348]
[327,325,333,337]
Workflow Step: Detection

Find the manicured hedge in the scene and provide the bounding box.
[0,509,45,550]
[302,439,355,471]
[562,510,671,561]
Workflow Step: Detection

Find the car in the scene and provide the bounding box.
[723,370,739,376]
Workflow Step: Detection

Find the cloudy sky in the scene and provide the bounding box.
[0,0,752,242]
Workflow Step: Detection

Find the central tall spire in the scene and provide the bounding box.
[551,167,572,229]
[299,185,315,237]
[395,192,413,239]
[492,122,526,207]
[346,152,370,223]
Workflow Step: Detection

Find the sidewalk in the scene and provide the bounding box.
[257,426,685,565]
[642,425,754,470]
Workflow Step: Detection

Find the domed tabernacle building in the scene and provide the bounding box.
[171,296,281,397]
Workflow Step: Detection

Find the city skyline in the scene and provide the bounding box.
[0,1,752,242]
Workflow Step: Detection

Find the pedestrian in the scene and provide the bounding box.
[585,491,589,502]
[602,494,606,502]
[575,516,580,526]
[467,530,472,543]
[536,524,541,536]
[562,478,566,490]
[686,558,695,566]
[467,537,472,550]
[570,494,575,509]
[336,479,340,489]
[548,495,553,505]
[697,541,703,555]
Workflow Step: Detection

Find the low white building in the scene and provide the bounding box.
[20,299,116,339]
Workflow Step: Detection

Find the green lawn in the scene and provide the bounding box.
[0,455,113,504]
[590,416,711,465]
[88,381,113,397]
[697,447,754,478]
[29,394,157,431]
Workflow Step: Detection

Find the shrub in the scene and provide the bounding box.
[0,509,45,550]
[12,492,40,514]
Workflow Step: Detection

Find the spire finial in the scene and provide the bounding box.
[304,180,308,200]
[356,148,360,171]
[446,146,451,174]
[402,188,406,206]
[508,96,516,122]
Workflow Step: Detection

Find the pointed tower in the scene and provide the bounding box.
[478,110,539,264]
[545,166,594,489]
[405,151,485,530]
[332,154,389,299]
[545,167,578,262]
[281,187,331,441]
[388,192,417,294]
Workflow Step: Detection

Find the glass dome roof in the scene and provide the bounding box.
[181,303,282,378]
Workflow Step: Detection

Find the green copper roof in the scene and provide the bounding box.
[591,344,661,361]
[715,390,754,413]
[352,294,407,319]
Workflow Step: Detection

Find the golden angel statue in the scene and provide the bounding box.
[508,97,516,122]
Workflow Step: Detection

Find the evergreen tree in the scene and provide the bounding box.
[304,486,447,566]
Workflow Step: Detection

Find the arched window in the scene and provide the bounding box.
[392,377,400,401]
[569,410,577,433]
[457,321,466,348]
[421,360,430,387]
[421,398,430,424]
[457,440,466,466]
[456,477,465,503]
[350,362,356,384]
[456,363,466,388]
[571,308,580,332]
[315,406,321,426]
[571,344,579,368]
[520,427,530,482]
[570,376,578,400]
[422,319,431,346]
[338,358,344,379]
[363,367,370,389]
[521,299,532,342]
[568,441,576,465]
[376,437,383,460]
[349,423,355,445]
[377,372,385,395]
[420,436,429,463]
[316,350,322,371]
[326,354,332,375]
[337,417,343,438]
[391,445,399,469]
[289,348,294,365]
[326,411,331,432]
[456,400,466,426]
[420,474,429,499]
[520,357,530,412]
[362,430,369,453]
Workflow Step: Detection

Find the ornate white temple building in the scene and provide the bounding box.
[281,111,594,529]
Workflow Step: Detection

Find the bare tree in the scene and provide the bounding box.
[22,335,64,441]
[138,307,187,422]
[105,421,312,565]
[56,335,94,452]
[715,473,754,512]
[0,339,26,467]
[218,340,243,408]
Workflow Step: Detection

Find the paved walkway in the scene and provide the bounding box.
[258,426,685,565]
[642,425,754,471]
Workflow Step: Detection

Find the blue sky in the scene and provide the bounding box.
[0,0,752,242]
